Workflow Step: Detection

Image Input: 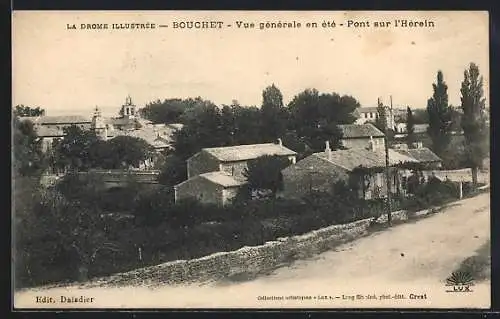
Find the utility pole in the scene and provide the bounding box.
[390,95,394,130]
[385,97,392,226]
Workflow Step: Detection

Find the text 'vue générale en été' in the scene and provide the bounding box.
[66,18,436,31]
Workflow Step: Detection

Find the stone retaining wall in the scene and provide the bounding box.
[82,209,422,288]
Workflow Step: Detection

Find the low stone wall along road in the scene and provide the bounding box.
[15,192,490,309]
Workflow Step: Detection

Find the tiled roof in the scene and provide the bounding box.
[201,143,297,162]
[395,147,442,163]
[107,117,136,127]
[314,148,418,171]
[23,115,92,124]
[338,124,385,139]
[108,126,176,149]
[18,116,40,124]
[35,126,64,137]
[357,107,379,113]
[34,124,90,137]
[199,171,247,187]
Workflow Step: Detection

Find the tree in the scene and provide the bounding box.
[281,131,310,160]
[13,116,46,177]
[55,172,107,208]
[31,188,119,282]
[449,107,463,133]
[243,155,292,199]
[13,154,45,288]
[133,186,175,227]
[260,84,289,142]
[375,99,387,133]
[139,99,188,124]
[15,170,122,286]
[104,136,154,169]
[374,99,395,143]
[54,125,99,172]
[233,105,267,145]
[13,113,48,287]
[426,70,452,157]
[288,89,358,151]
[158,154,187,187]
[14,105,45,117]
[413,109,429,124]
[460,63,488,185]
[219,104,237,146]
[173,102,223,160]
[88,139,115,169]
[406,107,417,147]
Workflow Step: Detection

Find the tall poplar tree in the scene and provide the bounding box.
[460,63,488,185]
[426,71,452,157]
[260,84,288,142]
[375,98,387,133]
[406,106,416,147]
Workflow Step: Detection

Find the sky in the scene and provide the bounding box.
[12,11,489,117]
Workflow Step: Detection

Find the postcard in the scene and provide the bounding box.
[12,10,490,309]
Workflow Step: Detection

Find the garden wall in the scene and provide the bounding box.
[423,168,489,184]
[82,210,411,288]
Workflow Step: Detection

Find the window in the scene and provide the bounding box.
[370,113,373,119]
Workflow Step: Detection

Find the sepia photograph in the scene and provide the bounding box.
[12,10,490,309]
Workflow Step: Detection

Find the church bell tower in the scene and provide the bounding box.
[120,95,137,119]
[91,106,107,141]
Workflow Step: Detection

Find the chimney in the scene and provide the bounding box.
[325,141,332,161]
[277,138,283,146]
[369,136,376,151]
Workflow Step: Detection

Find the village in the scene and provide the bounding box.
[11,10,492,310]
[20,95,455,205]
[17,94,473,203]
[13,67,490,292]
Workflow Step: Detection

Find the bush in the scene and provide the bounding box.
[132,186,175,226]
[402,177,459,211]
[55,172,107,206]
[21,170,480,288]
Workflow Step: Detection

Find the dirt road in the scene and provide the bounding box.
[14,192,490,309]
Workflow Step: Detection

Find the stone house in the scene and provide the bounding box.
[186,140,297,180]
[354,105,396,130]
[281,141,419,200]
[394,123,429,137]
[175,140,297,206]
[89,105,181,170]
[174,171,247,206]
[338,123,386,151]
[20,115,92,152]
[393,144,442,169]
[355,107,379,124]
